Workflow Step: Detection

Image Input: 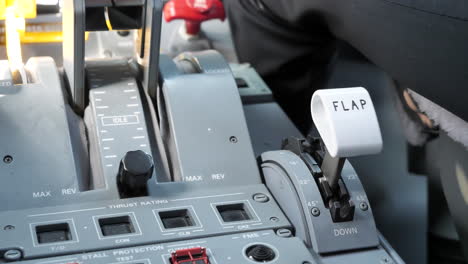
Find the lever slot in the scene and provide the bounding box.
[261,149,380,253]
[282,137,355,222]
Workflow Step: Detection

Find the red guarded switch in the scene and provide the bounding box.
[170,247,210,264]
[163,0,226,35]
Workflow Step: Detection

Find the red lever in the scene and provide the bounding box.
[164,0,226,35]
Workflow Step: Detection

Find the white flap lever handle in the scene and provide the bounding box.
[311,87,383,158]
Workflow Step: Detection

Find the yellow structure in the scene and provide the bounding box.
[0,0,36,20]
[1,0,65,44]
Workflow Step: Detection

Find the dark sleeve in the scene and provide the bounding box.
[225,0,468,122]
[223,0,336,132]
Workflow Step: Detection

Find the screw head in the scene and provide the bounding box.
[360,202,369,211]
[380,257,392,264]
[117,30,130,37]
[269,217,279,222]
[229,136,238,143]
[276,228,292,238]
[4,249,22,261]
[253,193,269,203]
[3,155,13,164]
[3,225,15,231]
[311,207,320,217]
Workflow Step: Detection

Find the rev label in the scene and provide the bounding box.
[62,188,77,195]
[211,173,225,180]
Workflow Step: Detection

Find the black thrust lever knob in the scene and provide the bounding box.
[117,150,154,197]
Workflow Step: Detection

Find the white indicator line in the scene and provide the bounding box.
[102,138,115,141]
[170,193,244,202]
[124,89,136,93]
[134,111,141,114]
[223,226,235,229]
[97,114,104,117]
[251,223,263,226]
[137,127,144,131]
[105,155,117,159]
[101,130,108,133]
[128,82,134,86]
[140,144,147,147]
[192,229,204,232]
[127,104,139,107]
[94,91,106,94]
[28,207,106,217]
[130,96,137,99]
[162,233,175,236]
[96,106,109,109]
[106,164,113,167]
[133,136,145,139]
[103,147,111,150]
[95,98,102,102]
[167,241,207,248]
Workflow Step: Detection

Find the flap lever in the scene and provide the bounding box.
[310,87,382,222]
[311,87,383,189]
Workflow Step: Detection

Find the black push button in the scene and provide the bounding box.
[159,209,194,229]
[246,244,276,262]
[36,223,72,244]
[217,203,251,222]
[99,215,135,236]
[117,150,154,198]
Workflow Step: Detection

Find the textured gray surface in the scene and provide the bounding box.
[85,60,155,191]
[262,150,379,254]
[0,52,405,264]
[158,51,260,184]
[0,9,418,263]
[0,58,84,211]
[244,102,302,157]
[162,19,423,262]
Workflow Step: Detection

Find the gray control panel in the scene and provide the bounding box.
[15,232,317,264]
[85,60,158,191]
[0,57,88,211]
[262,150,379,253]
[0,50,403,264]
